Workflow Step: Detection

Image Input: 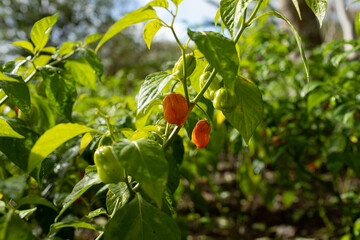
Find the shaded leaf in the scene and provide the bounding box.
[55,166,101,222]
[103,194,180,240]
[223,75,263,144]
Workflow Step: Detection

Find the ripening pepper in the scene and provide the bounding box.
[199,71,220,100]
[173,53,196,80]
[94,146,124,184]
[213,88,236,113]
[163,93,188,126]
[192,120,211,149]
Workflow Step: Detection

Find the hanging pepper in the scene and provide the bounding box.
[94,146,124,184]
[173,53,196,81]
[192,120,211,149]
[213,88,236,112]
[163,93,188,126]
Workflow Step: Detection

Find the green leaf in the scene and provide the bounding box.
[17,207,37,221]
[143,20,163,49]
[0,74,31,117]
[214,8,221,30]
[84,33,104,46]
[220,0,253,36]
[0,175,26,201]
[171,0,183,6]
[55,166,101,222]
[49,220,103,237]
[10,41,34,53]
[41,68,76,120]
[305,0,327,27]
[96,6,157,52]
[223,75,263,144]
[355,10,360,35]
[65,57,97,90]
[103,194,180,240]
[257,11,310,82]
[0,72,19,82]
[136,71,174,114]
[188,30,238,83]
[30,14,58,52]
[291,0,302,20]
[0,118,39,171]
[0,211,37,240]
[148,0,169,8]
[41,46,56,54]
[27,123,98,174]
[18,194,58,212]
[41,68,77,121]
[112,138,168,207]
[57,41,77,56]
[106,182,130,215]
[79,48,104,78]
[0,117,24,138]
[307,90,330,112]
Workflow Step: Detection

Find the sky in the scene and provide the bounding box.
[136,0,219,42]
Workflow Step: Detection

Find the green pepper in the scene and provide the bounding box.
[199,71,220,100]
[213,88,236,113]
[173,53,196,80]
[94,146,124,184]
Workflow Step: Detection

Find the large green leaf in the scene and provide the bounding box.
[188,30,238,83]
[0,175,26,201]
[0,73,31,117]
[255,11,310,82]
[27,123,98,174]
[41,68,77,121]
[0,117,24,138]
[305,0,327,27]
[223,75,263,144]
[136,71,174,114]
[220,0,253,36]
[84,33,103,46]
[143,20,163,49]
[112,138,168,207]
[96,5,157,52]
[103,194,180,240]
[30,14,58,52]
[55,166,101,222]
[64,57,97,90]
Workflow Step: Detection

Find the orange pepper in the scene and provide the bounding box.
[163,93,188,126]
[192,120,211,149]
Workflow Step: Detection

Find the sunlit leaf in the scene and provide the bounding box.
[28,123,98,174]
[30,14,58,52]
[0,117,24,139]
[143,20,163,49]
[305,0,327,27]
[10,41,34,53]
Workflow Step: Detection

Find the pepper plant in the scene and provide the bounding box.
[0,0,329,239]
